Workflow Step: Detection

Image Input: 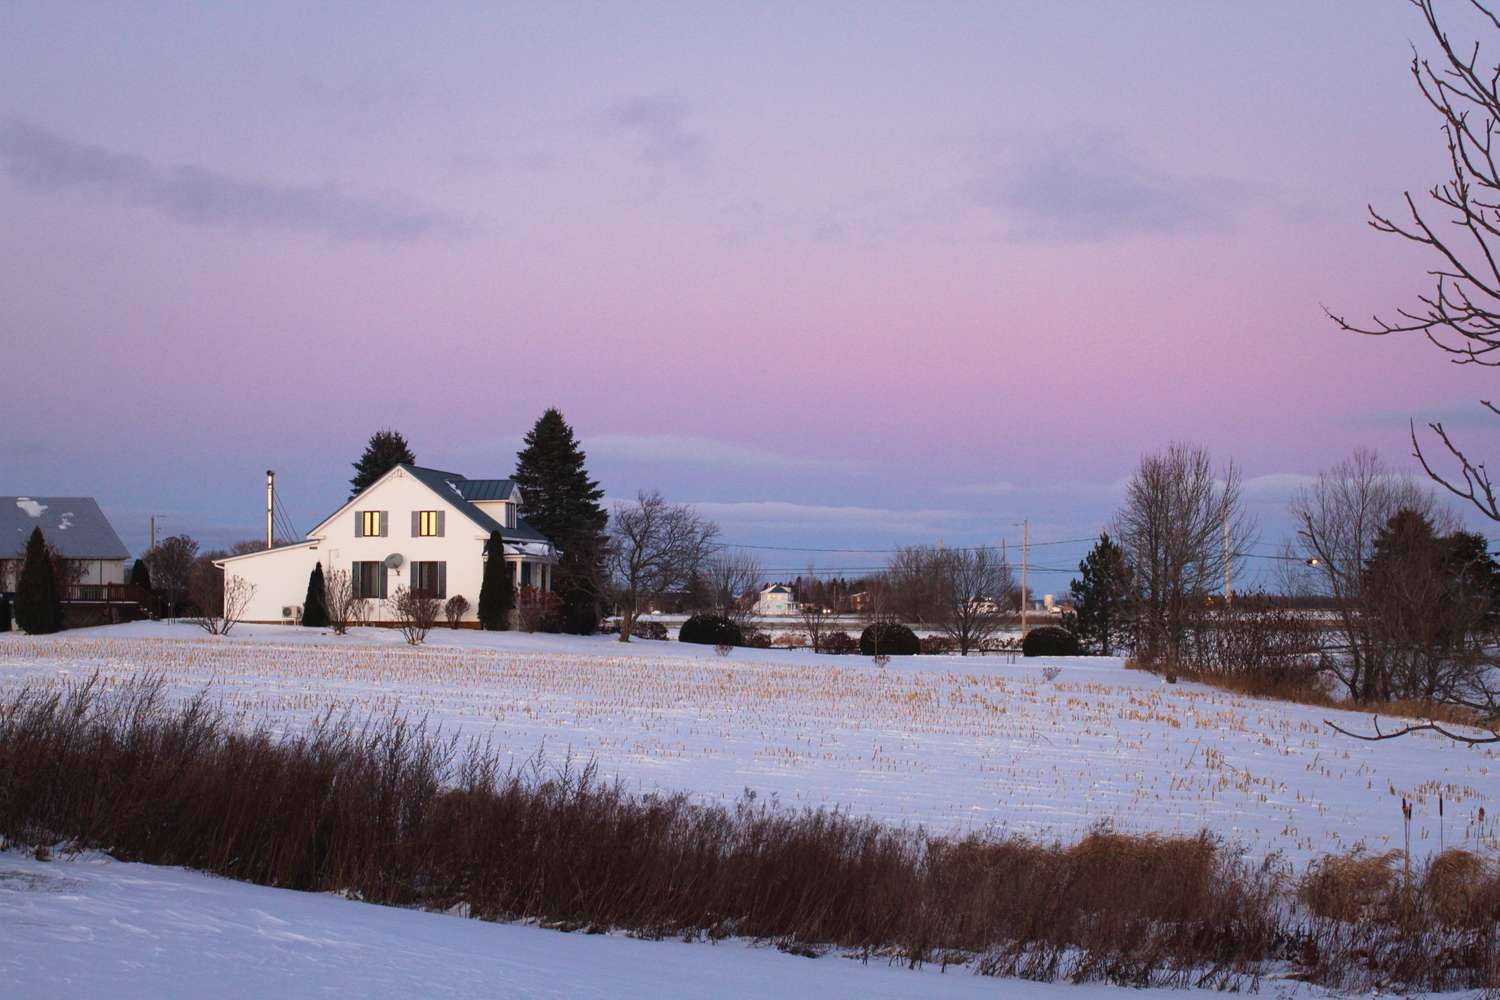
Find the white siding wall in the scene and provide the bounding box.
[220,468,545,624]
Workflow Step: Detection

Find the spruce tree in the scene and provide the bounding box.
[1067,532,1129,656]
[14,527,62,635]
[0,595,11,632]
[350,429,416,498]
[129,557,151,590]
[477,531,514,630]
[513,409,607,634]
[301,562,329,627]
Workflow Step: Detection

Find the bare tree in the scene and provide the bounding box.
[390,585,439,644]
[1289,448,1451,700]
[883,546,948,623]
[797,568,841,652]
[934,545,1014,656]
[601,490,720,642]
[443,594,470,629]
[322,567,363,635]
[1327,0,1500,523]
[1111,442,1254,682]
[147,535,198,620]
[187,559,255,636]
[701,550,763,629]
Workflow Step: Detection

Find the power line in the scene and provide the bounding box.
[724,536,1098,555]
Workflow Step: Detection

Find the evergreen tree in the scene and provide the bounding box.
[477,531,514,630]
[513,409,607,634]
[14,527,62,635]
[129,557,151,590]
[0,595,11,632]
[301,562,329,627]
[349,429,416,498]
[1067,532,1130,656]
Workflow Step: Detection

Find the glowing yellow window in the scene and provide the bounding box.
[361,511,385,536]
[419,511,441,536]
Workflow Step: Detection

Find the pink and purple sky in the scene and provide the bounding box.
[3,1,1497,587]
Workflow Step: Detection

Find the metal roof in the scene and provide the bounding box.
[453,479,518,502]
[0,497,130,560]
[396,466,551,544]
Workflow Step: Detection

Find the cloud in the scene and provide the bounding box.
[669,499,972,537]
[605,97,707,177]
[1352,402,1500,431]
[0,120,451,241]
[961,128,1243,241]
[1241,472,1317,503]
[586,434,863,473]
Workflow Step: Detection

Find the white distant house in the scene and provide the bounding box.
[0,496,130,590]
[217,465,558,625]
[755,584,799,616]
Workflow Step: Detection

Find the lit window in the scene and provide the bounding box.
[361,511,385,536]
[419,511,440,536]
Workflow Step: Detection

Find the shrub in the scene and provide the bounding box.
[477,531,513,631]
[860,622,920,656]
[742,629,772,649]
[301,564,329,628]
[634,619,669,640]
[1023,625,1079,657]
[14,527,61,635]
[920,635,956,655]
[679,614,743,647]
[443,595,470,629]
[819,631,858,654]
[516,586,562,634]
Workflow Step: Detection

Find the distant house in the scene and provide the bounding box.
[0,496,130,591]
[217,464,558,624]
[755,584,799,616]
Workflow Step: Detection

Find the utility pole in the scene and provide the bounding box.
[150,516,157,553]
[1021,519,1029,637]
[266,471,275,550]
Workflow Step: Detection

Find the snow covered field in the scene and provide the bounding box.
[2,621,1497,998]
[0,620,1494,863]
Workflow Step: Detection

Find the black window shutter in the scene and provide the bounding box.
[438,561,447,599]
[412,511,420,537]
[356,513,364,538]
[379,563,388,599]
[380,511,388,537]
[436,511,445,537]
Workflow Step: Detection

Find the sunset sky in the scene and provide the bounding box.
[4,1,1498,588]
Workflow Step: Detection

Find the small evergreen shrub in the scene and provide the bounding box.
[678,614,742,646]
[15,528,62,635]
[1023,625,1079,657]
[301,564,330,628]
[0,595,10,632]
[742,629,772,649]
[477,532,513,631]
[860,622,920,656]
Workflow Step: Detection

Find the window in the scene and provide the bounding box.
[357,511,387,537]
[414,561,446,599]
[520,561,532,588]
[413,510,444,537]
[354,561,386,599]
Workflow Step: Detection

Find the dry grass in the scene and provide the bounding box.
[0,675,1284,987]
[6,674,1500,989]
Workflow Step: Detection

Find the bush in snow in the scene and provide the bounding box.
[1023,625,1079,657]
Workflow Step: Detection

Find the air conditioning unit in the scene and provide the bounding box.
[281,604,302,624]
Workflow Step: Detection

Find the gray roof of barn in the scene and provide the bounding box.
[398,466,550,544]
[0,497,130,560]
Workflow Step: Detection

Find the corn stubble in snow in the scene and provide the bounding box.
[0,675,1496,991]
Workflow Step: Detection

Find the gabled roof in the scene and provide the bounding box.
[763,584,791,594]
[0,497,130,560]
[319,465,551,545]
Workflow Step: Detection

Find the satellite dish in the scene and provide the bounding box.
[383,553,404,569]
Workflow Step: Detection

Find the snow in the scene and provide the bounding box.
[0,849,1127,999]
[1,620,1495,997]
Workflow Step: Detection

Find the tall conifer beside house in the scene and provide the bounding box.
[477,531,514,630]
[301,563,329,627]
[15,527,62,635]
[130,558,151,590]
[349,429,416,498]
[513,409,607,633]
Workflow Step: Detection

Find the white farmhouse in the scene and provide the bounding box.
[755,584,799,616]
[217,465,557,624]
